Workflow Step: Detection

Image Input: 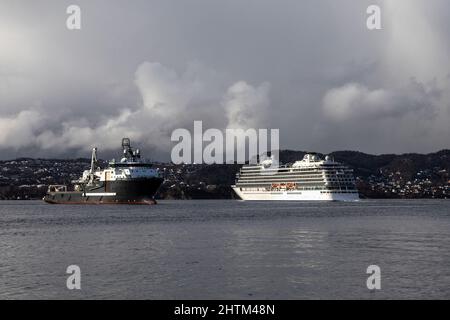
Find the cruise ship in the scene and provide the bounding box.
[232,153,359,201]
[43,138,164,204]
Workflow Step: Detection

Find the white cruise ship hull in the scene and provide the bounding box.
[232,187,359,201]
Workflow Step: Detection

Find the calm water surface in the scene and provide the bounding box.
[0,199,449,299]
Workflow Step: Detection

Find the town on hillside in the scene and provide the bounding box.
[0,150,449,200]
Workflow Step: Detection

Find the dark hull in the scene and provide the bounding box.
[43,177,164,205]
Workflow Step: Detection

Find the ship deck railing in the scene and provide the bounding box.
[47,185,68,192]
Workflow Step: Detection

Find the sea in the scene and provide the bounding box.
[0,199,449,299]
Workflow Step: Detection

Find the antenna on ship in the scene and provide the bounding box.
[90,147,98,174]
[89,147,98,183]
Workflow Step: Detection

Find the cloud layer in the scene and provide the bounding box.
[322,80,440,121]
[0,0,449,159]
[0,59,270,159]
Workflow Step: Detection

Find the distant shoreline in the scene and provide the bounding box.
[1,149,449,200]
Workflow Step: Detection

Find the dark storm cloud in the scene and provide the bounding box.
[0,0,449,160]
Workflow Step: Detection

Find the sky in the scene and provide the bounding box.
[0,0,449,160]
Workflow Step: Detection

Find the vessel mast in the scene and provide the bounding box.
[89,147,98,182]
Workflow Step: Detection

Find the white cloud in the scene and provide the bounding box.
[224,81,271,129]
[0,110,46,148]
[0,0,449,156]
[322,80,438,121]
[0,61,271,157]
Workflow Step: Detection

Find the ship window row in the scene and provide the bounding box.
[239,186,358,191]
[238,173,325,179]
[237,176,355,182]
[240,164,349,169]
[236,182,355,188]
[320,190,359,194]
[240,168,323,173]
[240,171,325,176]
[236,182,325,186]
[237,178,325,184]
[240,170,322,175]
[240,169,353,175]
[238,174,354,181]
[238,176,325,180]
[237,177,325,182]
[237,182,327,187]
[236,182,328,187]
[241,167,330,172]
[239,173,354,178]
[240,166,350,173]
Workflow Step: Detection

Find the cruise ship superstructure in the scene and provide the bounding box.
[232,154,359,201]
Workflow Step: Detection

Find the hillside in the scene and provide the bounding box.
[0,150,448,200]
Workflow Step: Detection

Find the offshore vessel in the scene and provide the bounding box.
[232,153,359,201]
[43,138,164,204]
